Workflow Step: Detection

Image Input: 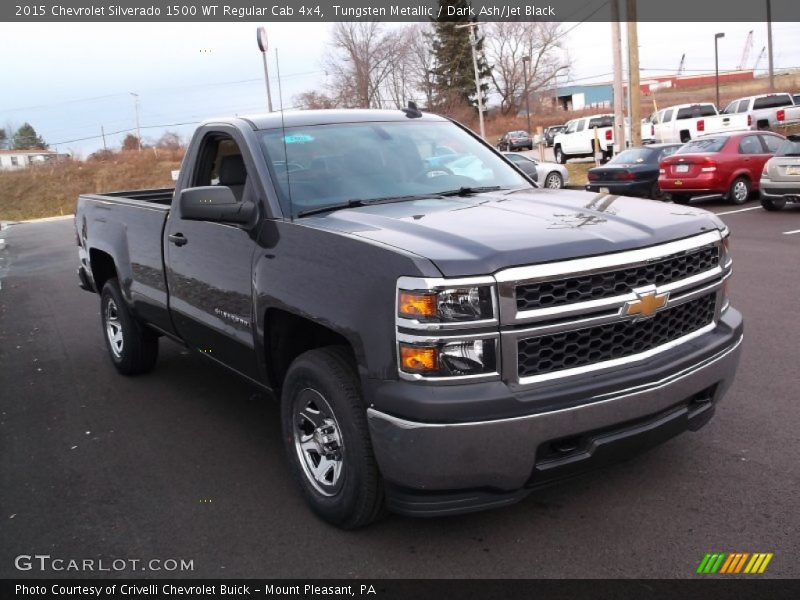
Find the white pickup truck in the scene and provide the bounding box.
[722,93,800,130]
[644,103,749,144]
[553,114,618,163]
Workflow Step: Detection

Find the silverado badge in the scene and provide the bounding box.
[623,286,670,319]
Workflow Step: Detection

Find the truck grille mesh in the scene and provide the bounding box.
[516,245,719,311]
[517,294,716,378]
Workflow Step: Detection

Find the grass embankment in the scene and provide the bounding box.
[0,149,182,222]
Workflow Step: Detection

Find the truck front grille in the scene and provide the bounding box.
[517,293,716,379]
[516,245,719,311]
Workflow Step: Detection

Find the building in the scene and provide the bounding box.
[0,149,69,171]
[551,83,615,111]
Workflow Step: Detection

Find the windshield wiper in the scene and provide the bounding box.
[437,186,505,197]
[296,193,445,218]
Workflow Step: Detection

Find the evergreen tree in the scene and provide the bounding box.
[430,0,491,112]
[12,123,48,150]
[121,134,141,151]
[0,128,7,149]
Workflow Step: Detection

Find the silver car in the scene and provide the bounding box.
[760,135,800,211]
[502,152,570,189]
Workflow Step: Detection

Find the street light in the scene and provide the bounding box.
[714,32,725,109]
[454,22,485,140]
[257,26,273,112]
[522,55,532,134]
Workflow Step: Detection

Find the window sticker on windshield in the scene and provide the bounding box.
[284,134,314,143]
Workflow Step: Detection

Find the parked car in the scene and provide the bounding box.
[659,130,785,205]
[497,130,533,151]
[544,125,566,147]
[553,114,615,163]
[645,103,749,144]
[75,108,742,528]
[722,93,798,130]
[586,143,682,199]
[760,134,800,211]
[503,152,569,188]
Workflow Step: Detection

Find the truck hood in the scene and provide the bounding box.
[303,188,725,277]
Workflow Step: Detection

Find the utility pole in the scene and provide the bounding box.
[257,26,274,112]
[611,0,625,152]
[715,33,725,109]
[626,0,641,146]
[455,22,486,140]
[522,55,532,134]
[130,92,142,151]
[766,0,775,91]
[101,125,107,151]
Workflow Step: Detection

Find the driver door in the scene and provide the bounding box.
[165,129,261,379]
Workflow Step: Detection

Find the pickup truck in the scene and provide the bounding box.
[722,93,799,131]
[75,108,743,528]
[553,114,616,163]
[645,103,749,144]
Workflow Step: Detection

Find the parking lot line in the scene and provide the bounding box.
[712,206,762,216]
[782,229,800,236]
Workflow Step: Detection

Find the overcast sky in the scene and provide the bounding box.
[2,20,799,157]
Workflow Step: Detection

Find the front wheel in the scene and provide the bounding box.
[100,278,159,375]
[727,177,751,205]
[281,346,384,529]
[555,146,567,164]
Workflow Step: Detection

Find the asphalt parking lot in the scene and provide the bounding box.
[1,198,799,579]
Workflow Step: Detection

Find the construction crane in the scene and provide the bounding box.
[738,30,754,71]
[677,53,686,76]
[753,46,767,72]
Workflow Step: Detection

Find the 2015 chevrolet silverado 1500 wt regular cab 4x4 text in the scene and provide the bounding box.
[75,109,743,528]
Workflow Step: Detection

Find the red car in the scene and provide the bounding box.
[659,131,785,205]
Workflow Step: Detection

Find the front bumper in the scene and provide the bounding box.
[368,309,743,516]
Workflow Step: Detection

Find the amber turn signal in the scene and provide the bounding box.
[399,344,438,373]
[398,291,438,319]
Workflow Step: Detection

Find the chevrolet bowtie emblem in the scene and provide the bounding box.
[623,286,670,319]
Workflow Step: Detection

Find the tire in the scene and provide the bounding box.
[761,196,786,211]
[544,171,564,189]
[671,194,691,205]
[555,146,567,164]
[727,177,751,205]
[281,346,384,529]
[650,181,665,201]
[100,278,159,375]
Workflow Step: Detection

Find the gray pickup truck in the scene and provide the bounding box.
[75,108,743,528]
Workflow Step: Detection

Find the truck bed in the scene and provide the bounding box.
[86,187,175,206]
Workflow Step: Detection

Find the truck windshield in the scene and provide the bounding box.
[259,120,530,218]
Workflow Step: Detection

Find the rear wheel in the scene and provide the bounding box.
[100,278,159,375]
[761,196,786,211]
[727,177,751,205]
[650,181,665,201]
[671,194,691,205]
[281,346,384,529]
[544,171,564,189]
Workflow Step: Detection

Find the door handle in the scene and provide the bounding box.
[168,233,188,247]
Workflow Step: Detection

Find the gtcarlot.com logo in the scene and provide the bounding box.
[697,552,773,574]
[14,554,194,572]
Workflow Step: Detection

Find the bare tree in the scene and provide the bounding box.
[485,22,571,115]
[324,22,398,108]
[294,91,337,110]
[404,23,437,109]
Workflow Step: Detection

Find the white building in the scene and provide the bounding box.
[0,149,69,171]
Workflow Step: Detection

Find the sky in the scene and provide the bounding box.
[2,20,799,157]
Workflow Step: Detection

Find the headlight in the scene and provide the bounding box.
[719,230,732,268]
[398,338,497,378]
[397,276,497,327]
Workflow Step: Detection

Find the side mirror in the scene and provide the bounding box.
[179,186,256,224]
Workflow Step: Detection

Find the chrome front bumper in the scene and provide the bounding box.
[368,318,742,494]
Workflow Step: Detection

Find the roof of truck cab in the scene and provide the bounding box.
[212,109,450,130]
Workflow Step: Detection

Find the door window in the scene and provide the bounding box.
[193,135,249,201]
[760,134,783,154]
[738,136,762,155]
